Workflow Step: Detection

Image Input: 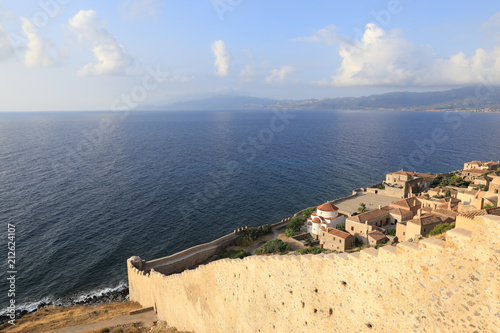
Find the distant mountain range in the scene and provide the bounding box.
[141,86,500,112]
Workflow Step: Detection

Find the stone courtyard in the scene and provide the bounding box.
[334,192,396,215]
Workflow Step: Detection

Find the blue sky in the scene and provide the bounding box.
[1,0,500,111]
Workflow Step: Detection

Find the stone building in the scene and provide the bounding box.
[367,230,388,246]
[463,160,500,170]
[382,170,435,198]
[318,227,355,252]
[461,168,489,181]
[456,207,500,230]
[396,211,454,242]
[489,175,500,194]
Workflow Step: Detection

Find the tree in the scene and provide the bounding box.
[429,222,455,236]
[445,189,451,197]
[284,229,295,237]
[358,203,367,213]
[287,217,305,232]
[256,239,291,255]
[386,229,396,236]
[304,237,314,247]
[336,223,346,232]
[302,207,316,218]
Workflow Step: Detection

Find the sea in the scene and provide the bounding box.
[1,109,500,313]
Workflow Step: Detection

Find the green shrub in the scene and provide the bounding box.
[386,228,396,236]
[261,224,272,234]
[220,249,251,259]
[235,225,272,245]
[429,222,455,236]
[302,207,317,218]
[256,239,291,255]
[284,229,295,237]
[336,223,346,232]
[304,237,314,247]
[297,247,327,255]
[286,217,305,232]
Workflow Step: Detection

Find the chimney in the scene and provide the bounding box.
[417,209,422,217]
[378,204,382,210]
[479,198,484,210]
[448,201,452,210]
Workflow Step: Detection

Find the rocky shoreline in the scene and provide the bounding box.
[0,286,129,325]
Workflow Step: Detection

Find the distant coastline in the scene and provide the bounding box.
[141,85,500,112]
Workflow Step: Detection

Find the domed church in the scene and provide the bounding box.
[306,202,347,239]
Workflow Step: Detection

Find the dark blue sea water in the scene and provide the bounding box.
[1,109,499,312]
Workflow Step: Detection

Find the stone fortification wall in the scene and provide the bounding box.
[145,232,240,276]
[128,215,499,333]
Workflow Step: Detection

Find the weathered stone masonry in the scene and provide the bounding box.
[128,215,500,333]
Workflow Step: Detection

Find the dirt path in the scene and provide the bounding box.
[53,309,156,333]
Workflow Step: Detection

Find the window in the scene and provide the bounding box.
[403,232,405,235]
[339,239,342,243]
[351,226,354,231]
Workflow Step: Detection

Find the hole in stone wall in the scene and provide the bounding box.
[302,301,305,308]
[314,288,318,293]
[313,308,318,313]
[341,281,347,286]
[289,290,293,294]
[282,302,285,306]
[365,323,373,328]
[329,308,333,316]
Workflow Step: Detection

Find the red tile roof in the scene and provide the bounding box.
[466,169,489,174]
[327,227,351,239]
[390,197,421,209]
[349,208,390,223]
[312,217,322,224]
[408,215,443,226]
[459,207,500,219]
[368,230,387,241]
[317,202,339,212]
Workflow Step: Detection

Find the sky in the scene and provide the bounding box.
[1,0,500,111]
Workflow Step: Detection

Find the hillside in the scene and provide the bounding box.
[141,86,500,111]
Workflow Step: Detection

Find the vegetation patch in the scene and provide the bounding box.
[429,222,456,236]
[432,174,470,188]
[297,247,327,255]
[385,228,396,236]
[483,201,497,209]
[336,222,346,232]
[284,216,305,237]
[235,225,272,246]
[256,239,291,255]
[220,249,251,259]
[302,207,317,218]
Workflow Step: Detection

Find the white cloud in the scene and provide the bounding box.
[291,25,351,45]
[0,24,14,60]
[119,0,164,21]
[265,66,295,85]
[480,11,500,34]
[211,40,231,77]
[239,50,256,81]
[21,18,55,67]
[299,23,500,87]
[68,10,132,77]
